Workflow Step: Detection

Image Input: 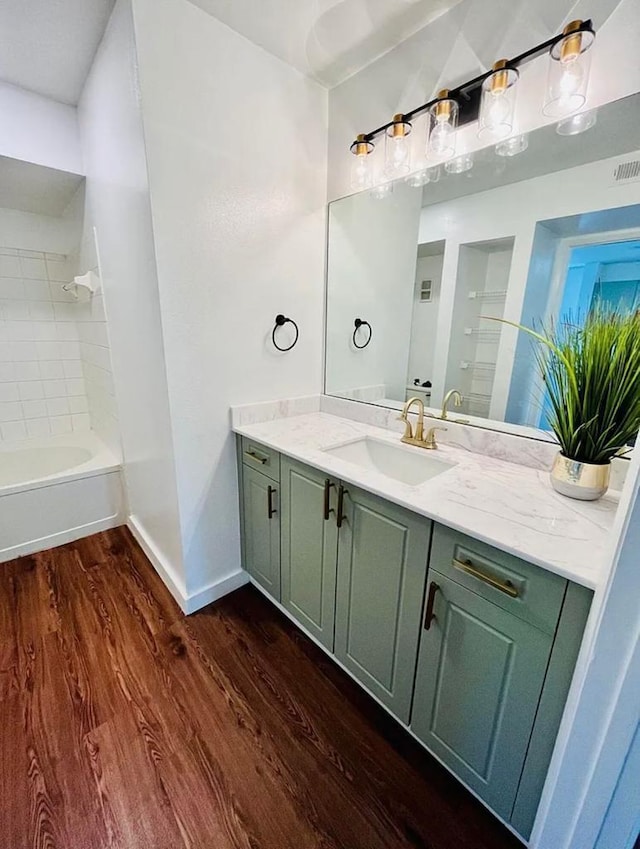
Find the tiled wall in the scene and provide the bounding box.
[0,247,92,441]
[76,224,119,453]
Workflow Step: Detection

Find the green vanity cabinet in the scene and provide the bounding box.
[237,440,592,840]
[280,457,339,651]
[334,485,432,722]
[238,446,281,599]
[411,571,553,820]
[410,524,592,837]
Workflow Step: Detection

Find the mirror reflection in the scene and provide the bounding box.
[325,94,640,437]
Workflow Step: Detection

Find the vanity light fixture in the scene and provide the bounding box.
[385,114,412,177]
[405,169,430,188]
[478,60,519,141]
[370,181,394,200]
[348,19,595,186]
[445,153,474,174]
[349,134,374,190]
[495,133,529,157]
[427,90,458,160]
[556,108,598,136]
[543,21,595,118]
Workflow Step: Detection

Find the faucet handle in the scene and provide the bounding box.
[397,413,413,441]
[424,425,447,449]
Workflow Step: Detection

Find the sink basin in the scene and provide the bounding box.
[324,437,455,486]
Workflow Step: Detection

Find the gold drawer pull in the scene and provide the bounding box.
[453,558,519,598]
[245,449,267,465]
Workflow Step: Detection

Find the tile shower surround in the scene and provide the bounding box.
[0,247,90,441]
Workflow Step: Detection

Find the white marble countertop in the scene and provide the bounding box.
[233,412,620,590]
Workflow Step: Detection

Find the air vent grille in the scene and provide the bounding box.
[613,160,640,182]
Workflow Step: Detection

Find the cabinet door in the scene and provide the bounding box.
[280,458,339,650]
[242,466,281,599]
[335,486,431,723]
[411,572,553,820]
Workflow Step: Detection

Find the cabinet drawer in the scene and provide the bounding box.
[241,437,280,481]
[430,524,566,635]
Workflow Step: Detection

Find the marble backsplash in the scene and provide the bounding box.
[231,394,629,492]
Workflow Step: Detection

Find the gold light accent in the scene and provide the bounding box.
[434,89,452,120]
[489,60,509,94]
[560,20,584,62]
[351,133,373,156]
[391,114,408,137]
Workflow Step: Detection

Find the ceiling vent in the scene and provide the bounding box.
[612,159,640,184]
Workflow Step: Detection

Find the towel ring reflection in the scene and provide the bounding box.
[272,314,299,352]
[353,318,372,349]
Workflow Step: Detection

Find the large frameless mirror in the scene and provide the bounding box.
[325,93,640,441]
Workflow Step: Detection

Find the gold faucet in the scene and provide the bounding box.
[424,425,447,450]
[399,397,447,450]
[441,389,463,420]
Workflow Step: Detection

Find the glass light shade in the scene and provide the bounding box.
[445,153,474,174]
[543,24,595,118]
[495,133,529,157]
[556,108,598,135]
[385,115,412,177]
[478,64,519,142]
[350,135,374,190]
[427,92,458,161]
[405,169,430,188]
[370,181,394,200]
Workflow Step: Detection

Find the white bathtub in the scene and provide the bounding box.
[0,432,125,563]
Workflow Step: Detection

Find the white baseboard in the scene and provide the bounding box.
[127,515,248,614]
[127,514,188,610]
[0,514,121,564]
[184,569,249,614]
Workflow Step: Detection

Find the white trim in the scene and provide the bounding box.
[0,514,121,563]
[127,514,188,610]
[183,570,249,615]
[249,577,527,846]
[127,514,249,614]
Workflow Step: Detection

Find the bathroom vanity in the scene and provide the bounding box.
[232,407,614,842]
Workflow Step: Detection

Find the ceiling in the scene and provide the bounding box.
[0,157,84,216]
[0,0,116,104]
[187,0,463,87]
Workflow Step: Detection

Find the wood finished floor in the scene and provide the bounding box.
[0,527,524,849]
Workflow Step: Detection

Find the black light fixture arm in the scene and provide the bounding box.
[357,20,594,143]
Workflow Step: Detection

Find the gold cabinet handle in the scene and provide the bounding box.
[245,449,267,465]
[452,558,519,598]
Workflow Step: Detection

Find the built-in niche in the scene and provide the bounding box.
[445,237,514,418]
[406,240,445,405]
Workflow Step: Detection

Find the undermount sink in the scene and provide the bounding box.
[324,436,455,486]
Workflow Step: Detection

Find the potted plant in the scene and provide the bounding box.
[501,307,640,500]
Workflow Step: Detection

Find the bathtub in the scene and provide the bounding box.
[0,431,125,563]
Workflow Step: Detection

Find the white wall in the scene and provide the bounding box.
[326,182,421,400]
[131,0,328,602]
[407,252,444,388]
[327,0,640,201]
[0,82,83,175]
[74,189,120,456]
[78,0,186,598]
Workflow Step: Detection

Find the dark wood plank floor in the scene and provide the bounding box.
[0,527,524,849]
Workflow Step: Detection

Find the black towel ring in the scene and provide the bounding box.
[353,318,372,349]
[272,314,299,352]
